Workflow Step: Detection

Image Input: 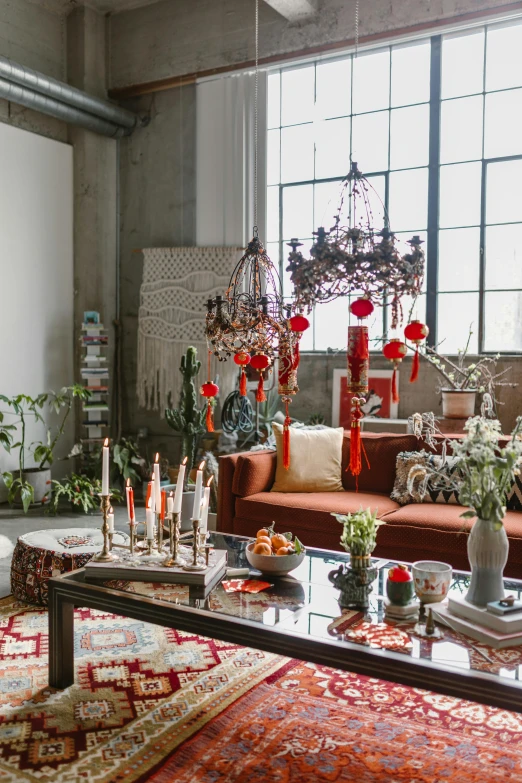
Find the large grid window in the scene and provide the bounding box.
[267,18,522,353]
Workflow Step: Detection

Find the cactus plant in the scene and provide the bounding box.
[165,346,206,483]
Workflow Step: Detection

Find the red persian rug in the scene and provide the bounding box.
[1,596,522,782]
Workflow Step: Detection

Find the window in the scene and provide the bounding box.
[267,17,522,353]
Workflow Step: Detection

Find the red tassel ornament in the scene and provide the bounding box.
[410,348,420,383]
[391,367,399,404]
[404,320,429,384]
[200,351,219,432]
[283,401,291,471]
[234,352,251,397]
[239,369,247,397]
[256,373,267,402]
[348,397,371,490]
[382,339,408,404]
[289,314,310,371]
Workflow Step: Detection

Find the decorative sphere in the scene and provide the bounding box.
[350,298,374,319]
[289,314,310,332]
[250,353,270,370]
[200,381,219,398]
[383,339,408,361]
[404,320,429,343]
[233,352,251,366]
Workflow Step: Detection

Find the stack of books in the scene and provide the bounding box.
[432,595,522,649]
[80,317,109,445]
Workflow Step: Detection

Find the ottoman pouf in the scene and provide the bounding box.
[11,528,129,605]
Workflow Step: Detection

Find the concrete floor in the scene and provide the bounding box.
[0,504,131,598]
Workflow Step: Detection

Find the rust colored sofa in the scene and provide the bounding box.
[217,432,522,579]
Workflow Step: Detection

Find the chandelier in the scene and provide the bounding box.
[286,162,425,329]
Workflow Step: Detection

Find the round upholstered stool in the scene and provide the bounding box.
[11,528,129,606]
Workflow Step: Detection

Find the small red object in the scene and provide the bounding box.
[383,339,408,404]
[404,320,429,384]
[256,373,267,402]
[234,352,251,366]
[283,401,291,471]
[160,490,167,521]
[388,564,413,582]
[250,353,270,370]
[350,297,374,319]
[200,381,219,398]
[201,351,219,431]
[289,314,310,333]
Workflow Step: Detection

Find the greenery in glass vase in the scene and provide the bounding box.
[331,508,386,556]
[409,416,522,529]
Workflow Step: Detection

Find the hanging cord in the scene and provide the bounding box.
[253,0,259,234]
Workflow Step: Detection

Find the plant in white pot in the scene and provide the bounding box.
[0,385,90,511]
[409,416,522,607]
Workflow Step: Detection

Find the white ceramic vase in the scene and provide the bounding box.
[441,389,476,419]
[466,518,508,607]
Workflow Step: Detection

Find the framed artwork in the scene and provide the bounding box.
[332,369,399,427]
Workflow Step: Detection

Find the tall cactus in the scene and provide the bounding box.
[165,347,206,483]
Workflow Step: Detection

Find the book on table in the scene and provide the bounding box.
[448,595,522,634]
[85,549,228,586]
[432,602,522,649]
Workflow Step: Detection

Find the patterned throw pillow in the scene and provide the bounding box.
[391,451,461,506]
[506,474,522,511]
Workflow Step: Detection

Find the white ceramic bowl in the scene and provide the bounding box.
[412,560,453,604]
[245,541,306,576]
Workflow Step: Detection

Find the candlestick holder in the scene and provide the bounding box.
[183,519,206,571]
[163,511,185,567]
[94,495,118,562]
[156,511,164,553]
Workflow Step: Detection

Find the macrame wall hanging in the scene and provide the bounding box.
[137,246,241,415]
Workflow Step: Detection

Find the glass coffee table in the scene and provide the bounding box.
[48,532,522,712]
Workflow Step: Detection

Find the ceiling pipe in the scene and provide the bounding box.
[0,55,137,137]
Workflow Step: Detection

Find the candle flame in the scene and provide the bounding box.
[104,437,109,447]
[182,456,188,465]
[155,452,159,462]
[198,460,206,470]
[206,476,214,487]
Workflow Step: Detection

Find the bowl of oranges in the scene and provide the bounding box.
[245,527,306,576]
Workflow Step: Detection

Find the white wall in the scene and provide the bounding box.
[0,122,74,481]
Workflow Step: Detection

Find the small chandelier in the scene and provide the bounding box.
[286,162,425,328]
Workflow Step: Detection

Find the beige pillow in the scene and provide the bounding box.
[271,424,343,493]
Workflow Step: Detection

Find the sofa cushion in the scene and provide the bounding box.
[232,451,277,498]
[236,491,399,532]
[342,433,419,494]
[272,424,344,493]
[391,451,461,505]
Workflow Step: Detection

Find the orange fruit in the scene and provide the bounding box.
[257,528,270,539]
[276,547,290,556]
[253,542,272,556]
[256,535,272,547]
[271,533,288,551]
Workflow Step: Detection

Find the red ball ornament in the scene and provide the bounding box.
[350,298,374,319]
[388,564,413,583]
[250,353,270,371]
[404,320,429,344]
[289,314,310,333]
[200,381,219,398]
[383,339,407,362]
[233,352,251,366]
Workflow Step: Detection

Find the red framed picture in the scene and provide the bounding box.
[332,369,398,427]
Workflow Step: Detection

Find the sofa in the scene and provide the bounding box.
[217,432,522,579]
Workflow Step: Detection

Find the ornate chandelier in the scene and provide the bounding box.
[286,162,425,329]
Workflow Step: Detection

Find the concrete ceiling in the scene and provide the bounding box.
[41,0,318,18]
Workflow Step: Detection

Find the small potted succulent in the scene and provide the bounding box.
[387,564,415,606]
[328,508,386,608]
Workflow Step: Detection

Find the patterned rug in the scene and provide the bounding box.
[0,596,522,782]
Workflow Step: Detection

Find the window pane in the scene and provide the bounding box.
[282,184,313,239]
[440,96,483,164]
[364,174,386,231]
[388,168,428,231]
[486,21,522,92]
[280,124,314,183]
[352,49,390,113]
[281,65,315,126]
[315,58,351,119]
[484,291,522,352]
[267,72,280,129]
[484,89,522,158]
[438,228,480,292]
[314,298,349,350]
[351,111,389,173]
[388,294,426,340]
[486,159,522,225]
[394,229,428,293]
[314,180,344,232]
[267,129,280,186]
[315,117,351,179]
[439,162,481,228]
[390,104,429,169]
[266,241,282,292]
[441,29,485,99]
[437,293,479,353]
[281,240,312,298]
[368,303,386,346]
[391,41,430,107]
[485,223,522,289]
[266,186,279,243]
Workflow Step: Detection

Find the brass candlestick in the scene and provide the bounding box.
[164,511,184,567]
[183,519,206,571]
[94,495,118,562]
[156,511,164,552]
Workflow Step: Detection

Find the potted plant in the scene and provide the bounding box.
[328,508,386,608]
[411,329,516,419]
[0,386,90,511]
[409,416,522,606]
[48,473,123,515]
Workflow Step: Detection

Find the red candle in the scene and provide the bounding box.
[160,490,167,521]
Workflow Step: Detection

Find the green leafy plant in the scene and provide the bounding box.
[306,413,326,426]
[33,385,91,469]
[112,438,147,486]
[332,508,385,556]
[165,347,206,482]
[48,474,122,515]
[409,416,522,529]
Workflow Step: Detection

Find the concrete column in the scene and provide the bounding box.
[67,7,118,440]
